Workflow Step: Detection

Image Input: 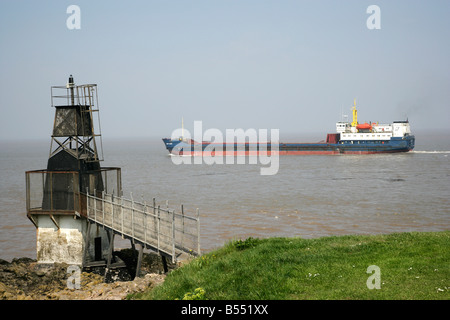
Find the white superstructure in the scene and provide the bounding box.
[336,101,412,141]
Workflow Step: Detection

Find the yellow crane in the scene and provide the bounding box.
[351,99,358,127]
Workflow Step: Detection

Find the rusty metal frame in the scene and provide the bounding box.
[26,167,121,219]
[50,83,104,163]
[26,169,81,216]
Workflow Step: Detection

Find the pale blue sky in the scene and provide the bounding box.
[1,0,449,140]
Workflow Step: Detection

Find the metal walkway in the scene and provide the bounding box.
[84,190,201,265]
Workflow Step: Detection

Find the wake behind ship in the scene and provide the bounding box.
[162,101,415,156]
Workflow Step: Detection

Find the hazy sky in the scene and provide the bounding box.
[1,0,449,141]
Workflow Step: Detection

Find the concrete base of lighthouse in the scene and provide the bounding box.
[34,215,110,265]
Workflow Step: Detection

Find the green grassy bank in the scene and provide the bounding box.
[132,231,449,300]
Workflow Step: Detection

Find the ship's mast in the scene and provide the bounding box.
[351,99,358,127]
[181,117,184,141]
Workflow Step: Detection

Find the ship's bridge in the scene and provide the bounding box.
[336,121,351,134]
[392,121,412,137]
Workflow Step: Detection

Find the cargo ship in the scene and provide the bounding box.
[162,101,415,155]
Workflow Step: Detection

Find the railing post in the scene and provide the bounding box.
[172,210,176,263]
[94,189,97,223]
[181,204,185,251]
[197,208,201,256]
[111,192,114,229]
[143,200,147,245]
[102,190,105,228]
[121,195,124,239]
[131,192,134,240]
[181,204,185,236]
[153,198,156,238]
[86,187,89,219]
[157,205,160,253]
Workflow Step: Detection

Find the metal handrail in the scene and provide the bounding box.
[85,189,200,262]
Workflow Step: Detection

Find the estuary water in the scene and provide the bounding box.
[1,131,449,261]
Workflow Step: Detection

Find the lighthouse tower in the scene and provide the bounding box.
[26,76,121,265]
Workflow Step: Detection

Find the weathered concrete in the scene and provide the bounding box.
[35,215,109,265]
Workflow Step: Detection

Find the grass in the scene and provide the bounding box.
[131,231,450,300]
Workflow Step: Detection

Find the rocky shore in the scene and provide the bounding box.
[0,249,177,300]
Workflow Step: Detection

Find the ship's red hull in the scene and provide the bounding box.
[174,149,410,156]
